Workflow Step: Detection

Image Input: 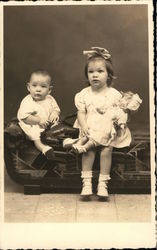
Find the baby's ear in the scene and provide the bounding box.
[49,85,53,94]
[27,82,30,91]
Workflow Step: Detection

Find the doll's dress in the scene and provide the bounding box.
[17,94,60,140]
[74,86,132,148]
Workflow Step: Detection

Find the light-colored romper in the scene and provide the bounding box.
[17,94,60,140]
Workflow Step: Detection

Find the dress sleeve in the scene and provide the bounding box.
[114,89,122,105]
[17,96,35,120]
[74,90,86,112]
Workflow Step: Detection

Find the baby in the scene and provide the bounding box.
[64,91,142,153]
[17,69,60,160]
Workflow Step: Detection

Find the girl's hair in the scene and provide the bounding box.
[30,69,52,85]
[84,55,114,86]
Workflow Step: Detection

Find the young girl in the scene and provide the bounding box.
[69,90,142,153]
[17,69,60,160]
[72,47,141,198]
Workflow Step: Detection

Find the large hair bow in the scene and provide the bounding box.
[83,47,111,60]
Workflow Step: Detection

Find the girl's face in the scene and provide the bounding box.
[27,73,52,101]
[87,59,108,90]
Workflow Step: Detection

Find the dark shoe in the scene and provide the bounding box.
[80,195,92,201]
[98,196,109,202]
[45,148,55,160]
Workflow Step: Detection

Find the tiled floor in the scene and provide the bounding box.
[4,170,152,223]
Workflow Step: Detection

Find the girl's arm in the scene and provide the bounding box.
[77,111,89,136]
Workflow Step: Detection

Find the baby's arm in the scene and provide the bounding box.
[18,96,49,128]
[23,112,40,125]
[48,96,60,124]
[23,112,48,129]
[49,111,60,124]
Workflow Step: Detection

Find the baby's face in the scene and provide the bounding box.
[27,73,52,101]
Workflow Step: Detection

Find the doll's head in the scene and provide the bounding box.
[27,69,53,101]
[84,47,115,86]
[119,91,142,111]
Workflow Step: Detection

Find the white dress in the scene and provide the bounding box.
[74,86,132,148]
[17,94,60,140]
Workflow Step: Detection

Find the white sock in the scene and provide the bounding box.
[99,174,111,181]
[81,171,93,178]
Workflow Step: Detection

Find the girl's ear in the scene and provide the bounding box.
[27,82,30,92]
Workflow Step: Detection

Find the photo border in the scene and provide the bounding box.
[0,1,156,248]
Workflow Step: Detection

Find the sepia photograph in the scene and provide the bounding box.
[1,0,156,248]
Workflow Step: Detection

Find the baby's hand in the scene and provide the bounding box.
[49,113,59,124]
[39,117,49,129]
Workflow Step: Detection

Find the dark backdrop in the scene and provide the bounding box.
[4,4,149,127]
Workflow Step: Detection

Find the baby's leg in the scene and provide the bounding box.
[34,139,55,160]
